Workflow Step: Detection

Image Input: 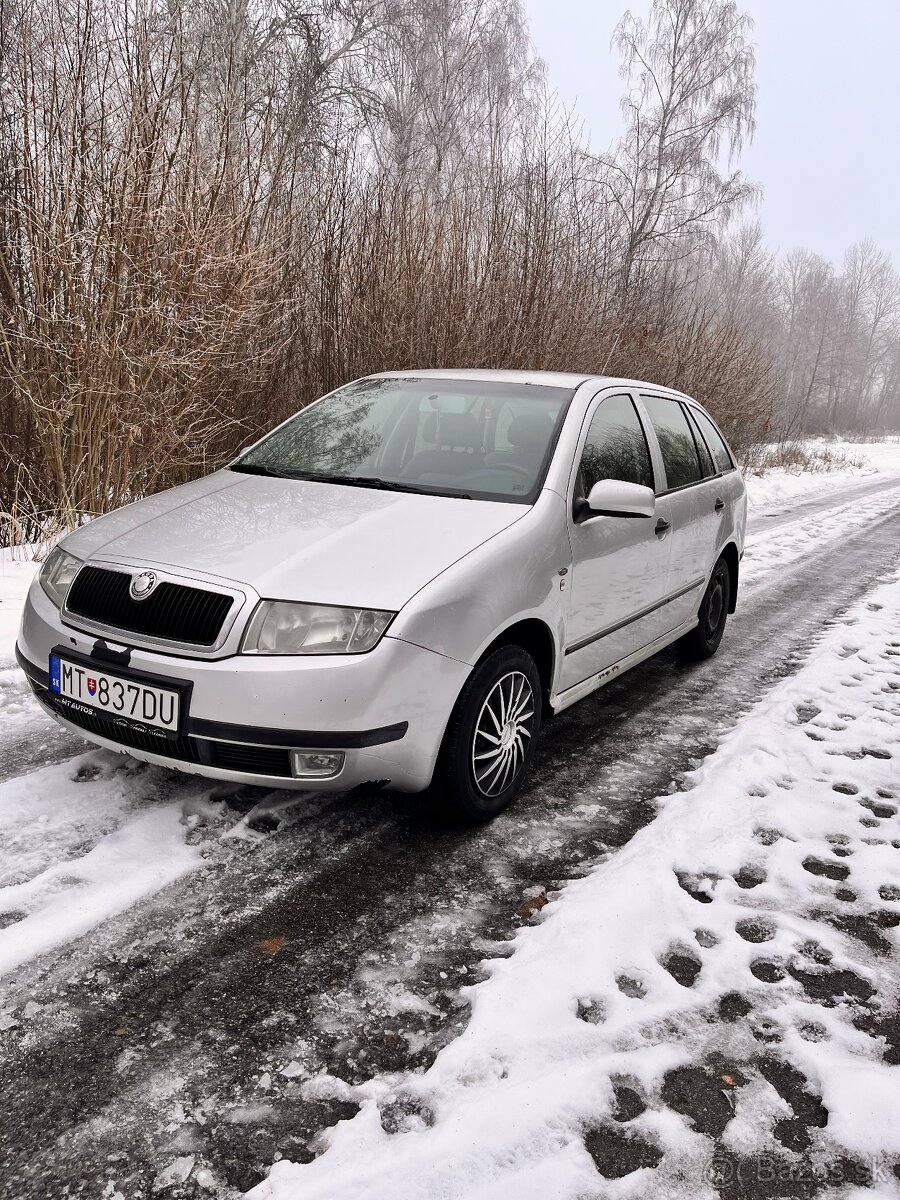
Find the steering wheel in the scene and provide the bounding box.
[495,462,534,482]
[453,464,536,492]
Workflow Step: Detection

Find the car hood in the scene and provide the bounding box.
[61,472,526,611]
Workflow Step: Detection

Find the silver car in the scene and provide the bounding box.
[17,370,746,820]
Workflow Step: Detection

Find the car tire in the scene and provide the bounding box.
[679,555,731,661]
[431,645,542,823]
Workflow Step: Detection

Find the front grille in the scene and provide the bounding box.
[45,695,292,778]
[66,565,234,645]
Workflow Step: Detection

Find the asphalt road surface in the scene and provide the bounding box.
[1,475,899,1199]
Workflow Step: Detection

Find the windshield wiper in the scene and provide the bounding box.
[342,475,473,499]
[229,462,287,478]
[230,464,346,484]
[330,475,422,494]
[230,464,471,499]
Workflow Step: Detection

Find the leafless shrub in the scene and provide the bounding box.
[0,0,897,543]
[742,440,865,475]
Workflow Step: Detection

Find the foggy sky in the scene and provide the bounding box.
[522,0,900,266]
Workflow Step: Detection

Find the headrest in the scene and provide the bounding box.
[431,411,481,450]
[423,412,438,443]
[507,414,554,452]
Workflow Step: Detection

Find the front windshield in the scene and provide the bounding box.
[232,377,575,503]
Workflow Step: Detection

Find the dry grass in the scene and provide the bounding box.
[8,0,882,541]
[0,9,776,546]
[743,439,866,475]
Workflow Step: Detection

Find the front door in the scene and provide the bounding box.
[560,392,670,692]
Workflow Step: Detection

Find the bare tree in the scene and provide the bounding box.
[361,0,538,183]
[599,0,758,294]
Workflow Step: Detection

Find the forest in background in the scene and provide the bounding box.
[2,0,899,540]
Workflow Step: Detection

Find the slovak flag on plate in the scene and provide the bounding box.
[87,677,97,696]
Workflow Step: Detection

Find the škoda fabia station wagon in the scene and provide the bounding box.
[18,371,745,820]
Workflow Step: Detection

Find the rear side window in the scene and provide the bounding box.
[578,394,654,494]
[641,395,702,490]
[691,407,734,473]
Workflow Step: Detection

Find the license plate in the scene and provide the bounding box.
[49,654,180,734]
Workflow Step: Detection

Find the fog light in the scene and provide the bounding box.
[291,750,345,779]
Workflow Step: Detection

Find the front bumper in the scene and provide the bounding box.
[17,580,470,792]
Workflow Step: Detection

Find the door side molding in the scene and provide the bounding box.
[563,576,705,656]
[553,612,701,712]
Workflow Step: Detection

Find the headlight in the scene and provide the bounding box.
[241,601,395,655]
[39,547,82,608]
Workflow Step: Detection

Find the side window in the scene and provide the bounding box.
[684,406,716,478]
[578,394,654,495]
[691,407,734,474]
[641,395,703,491]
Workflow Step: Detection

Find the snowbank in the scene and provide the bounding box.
[0,550,39,664]
[744,436,900,511]
[253,568,900,1199]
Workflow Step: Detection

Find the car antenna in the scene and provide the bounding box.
[600,330,621,376]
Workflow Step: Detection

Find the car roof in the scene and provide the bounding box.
[371,368,694,401]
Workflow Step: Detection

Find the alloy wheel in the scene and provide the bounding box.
[471,670,535,797]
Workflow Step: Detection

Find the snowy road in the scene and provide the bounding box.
[1,472,900,1198]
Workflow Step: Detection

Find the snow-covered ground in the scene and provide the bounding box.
[0,551,207,981]
[0,755,207,979]
[0,554,49,752]
[740,481,900,587]
[1,454,900,1197]
[743,436,900,510]
[0,550,38,662]
[253,568,900,1200]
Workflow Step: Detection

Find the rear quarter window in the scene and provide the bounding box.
[684,406,716,478]
[691,407,734,474]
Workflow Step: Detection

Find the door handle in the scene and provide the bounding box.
[655,517,671,536]
[714,497,725,511]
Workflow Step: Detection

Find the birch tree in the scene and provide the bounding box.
[601,0,758,294]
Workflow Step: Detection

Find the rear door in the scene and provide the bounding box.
[560,391,671,691]
[687,400,747,556]
[682,401,733,569]
[636,394,715,629]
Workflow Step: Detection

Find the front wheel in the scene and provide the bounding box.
[679,555,731,661]
[431,645,542,822]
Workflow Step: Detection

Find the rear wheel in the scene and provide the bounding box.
[431,645,542,822]
[679,555,731,661]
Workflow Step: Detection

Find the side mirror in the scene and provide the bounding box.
[583,479,656,519]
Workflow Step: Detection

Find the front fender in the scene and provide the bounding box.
[388,489,571,690]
